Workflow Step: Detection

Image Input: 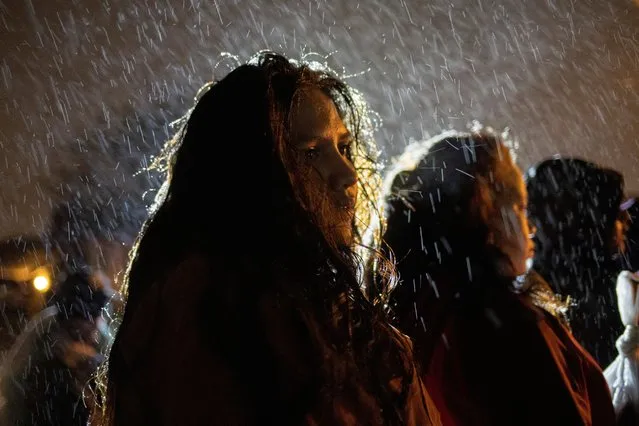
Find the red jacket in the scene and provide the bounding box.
[421,286,615,425]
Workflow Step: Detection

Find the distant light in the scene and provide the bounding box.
[33,275,50,292]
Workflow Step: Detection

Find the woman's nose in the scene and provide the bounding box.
[330,156,358,192]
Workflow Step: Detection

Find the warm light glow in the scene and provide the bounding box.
[33,275,51,292]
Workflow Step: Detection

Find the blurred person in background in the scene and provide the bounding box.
[603,270,639,425]
[602,197,639,425]
[618,195,639,271]
[526,157,630,367]
[0,237,51,360]
[0,192,145,425]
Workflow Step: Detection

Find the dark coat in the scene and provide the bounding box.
[109,253,441,425]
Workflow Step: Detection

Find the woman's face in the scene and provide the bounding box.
[489,164,536,278]
[613,210,631,254]
[288,88,358,247]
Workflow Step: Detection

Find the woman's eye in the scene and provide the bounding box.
[305,148,319,161]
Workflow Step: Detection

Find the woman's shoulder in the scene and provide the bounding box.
[112,251,252,423]
[159,251,213,306]
[456,284,545,332]
[115,251,213,366]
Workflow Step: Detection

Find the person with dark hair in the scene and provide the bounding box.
[98,51,439,425]
[0,192,144,426]
[525,157,630,367]
[376,128,615,425]
[620,195,639,271]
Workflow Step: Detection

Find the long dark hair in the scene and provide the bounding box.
[99,51,411,424]
[525,157,624,293]
[377,128,521,358]
[525,157,625,365]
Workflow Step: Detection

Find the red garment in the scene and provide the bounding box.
[421,288,615,426]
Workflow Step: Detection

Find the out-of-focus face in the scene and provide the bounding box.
[490,164,536,278]
[288,88,358,247]
[614,210,631,254]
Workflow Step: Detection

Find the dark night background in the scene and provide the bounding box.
[1,0,638,238]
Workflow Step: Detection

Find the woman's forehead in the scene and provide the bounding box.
[289,89,347,139]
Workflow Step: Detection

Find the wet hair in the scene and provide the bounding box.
[525,157,626,365]
[525,157,625,292]
[100,51,409,424]
[375,128,521,356]
[378,128,521,291]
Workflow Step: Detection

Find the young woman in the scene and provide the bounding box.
[98,52,439,425]
[377,129,615,425]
